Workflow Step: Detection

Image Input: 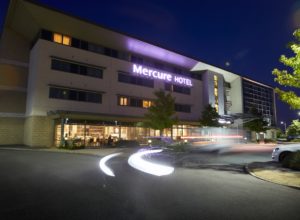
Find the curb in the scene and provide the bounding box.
[245,164,300,190]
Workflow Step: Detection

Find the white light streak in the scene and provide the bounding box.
[99,153,122,177]
[128,149,174,176]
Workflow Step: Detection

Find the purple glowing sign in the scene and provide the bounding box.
[132,64,193,87]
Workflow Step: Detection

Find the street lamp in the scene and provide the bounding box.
[280,121,287,134]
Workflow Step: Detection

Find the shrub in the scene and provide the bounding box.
[264,139,276,143]
[58,140,85,150]
[282,151,300,170]
[167,142,188,152]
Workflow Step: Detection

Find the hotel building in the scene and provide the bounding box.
[0,0,277,147]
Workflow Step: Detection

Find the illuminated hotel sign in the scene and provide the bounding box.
[132,64,193,87]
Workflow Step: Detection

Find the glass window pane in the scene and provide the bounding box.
[63,36,71,45]
[53,33,62,43]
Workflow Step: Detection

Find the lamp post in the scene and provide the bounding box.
[280,121,287,134]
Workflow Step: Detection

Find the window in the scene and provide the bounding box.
[62,35,71,46]
[118,72,154,88]
[53,33,71,46]
[118,96,152,109]
[130,98,142,107]
[175,104,191,113]
[165,83,191,95]
[143,100,152,108]
[119,97,128,106]
[49,87,102,103]
[131,55,143,64]
[53,33,62,43]
[51,59,103,79]
[214,88,218,96]
[40,29,52,41]
[215,104,219,113]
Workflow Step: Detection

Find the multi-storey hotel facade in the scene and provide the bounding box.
[0,0,277,147]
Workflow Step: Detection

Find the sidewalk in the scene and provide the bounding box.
[246,162,300,189]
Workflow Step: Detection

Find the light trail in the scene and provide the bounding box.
[99,152,122,177]
[128,149,174,176]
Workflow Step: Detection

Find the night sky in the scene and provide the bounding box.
[1,0,300,129]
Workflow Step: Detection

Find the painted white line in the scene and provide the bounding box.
[128,149,174,176]
[99,153,122,177]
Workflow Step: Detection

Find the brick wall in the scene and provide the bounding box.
[24,116,54,147]
[0,117,24,145]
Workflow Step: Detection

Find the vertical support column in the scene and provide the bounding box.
[84,120,86,147]
[60,117,65,146]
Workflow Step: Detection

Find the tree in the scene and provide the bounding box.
[287,120,300,136]
[272,28,300,109]
[199,104,220,127]
[144,90,177,136]
[243,107,269,133]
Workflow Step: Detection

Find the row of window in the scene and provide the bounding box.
[165,83,191,95]
[118,95,191,113]
[175,104,191,113]
[49,87,102,103]
[51,59,103,78]
[48,87,191,113]
[50,59,192,95]
[39,29,202,81]
[118,72,154,88]
[118,96,153,108]
[213,75,219,112]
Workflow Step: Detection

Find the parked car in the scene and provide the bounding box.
[272,143,300,162]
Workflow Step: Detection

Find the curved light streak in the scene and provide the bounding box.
[128,149,174,176]
[99,153,122,177]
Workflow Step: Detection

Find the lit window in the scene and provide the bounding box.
[214,88,218,96]
[143,100,152,108]
[53,33,62,43]
[119,97,128,106]
[215,104,219,113]
[214,75,218,81]
[63,36,71,45]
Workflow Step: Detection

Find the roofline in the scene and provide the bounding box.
[242,77,274,89]
[18,0,272,86]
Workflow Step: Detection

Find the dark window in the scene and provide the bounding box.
[79,66,87,75]
[69,90,78,100]
[87,92,102,103]
[88,43,104,54]
[40,29,52,41]
[71,38,80,48]
[165,83,190,95]
[70,63,79,73]
[111,49,118,58]
[104,48,111,56]
[131,55,143,64]
[175,104,191,113]
[51,59,103,79]
[118,72,154,88]
[80,40,89,50]
[87,67,103,78]
[49,87,102,104]
[130,98,142,107]
[78,91,86,101]
[51,59,70,72]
